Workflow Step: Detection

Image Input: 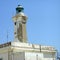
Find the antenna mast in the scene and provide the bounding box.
[7,30,8,43]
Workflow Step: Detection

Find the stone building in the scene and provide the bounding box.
[0,5,56,60]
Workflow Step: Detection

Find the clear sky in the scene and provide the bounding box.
[0,0,60,52]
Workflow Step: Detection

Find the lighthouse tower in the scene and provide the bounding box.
[0,5,56,60]
[12,5,27,43]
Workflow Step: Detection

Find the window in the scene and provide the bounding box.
[18,10,21,12]
[0,58,2,60]
[15,22,16,25]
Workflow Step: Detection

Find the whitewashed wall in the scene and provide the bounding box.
[13,52,25,60]
[25,52,55,60]
[0,52,8,60]
[0,51,55,60]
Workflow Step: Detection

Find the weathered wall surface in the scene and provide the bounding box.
[0,51,56,60]
[0,52,8,60]
[25,52,55,60]
[0,42,56,60]
[12,52,25,60]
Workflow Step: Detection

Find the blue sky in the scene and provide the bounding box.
[0,0,60,52]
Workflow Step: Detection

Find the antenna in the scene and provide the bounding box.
[7,30,8,43]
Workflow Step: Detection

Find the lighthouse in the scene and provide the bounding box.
[12,5,27,42]
[0,5,56,60]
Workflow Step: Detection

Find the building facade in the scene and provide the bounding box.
[0,5,56,60]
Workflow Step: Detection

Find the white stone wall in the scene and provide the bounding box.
[0,52,25,60]
[0,42,56,60]
[12,52,25,60]
[0,51,56,60]
[25,52,55,60]
[0,52,8,60]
